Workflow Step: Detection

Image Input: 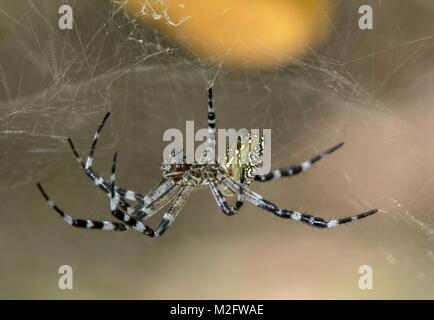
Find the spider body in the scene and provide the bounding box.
[163,163,209,187]
[37,87,378,238]
[163,130,264,196]
[222,134,265,187]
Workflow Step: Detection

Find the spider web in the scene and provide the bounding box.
[0,0,434,299]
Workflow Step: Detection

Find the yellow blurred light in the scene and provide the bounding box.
[122,0,333,68]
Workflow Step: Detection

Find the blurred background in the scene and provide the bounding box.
[0,0,433,299]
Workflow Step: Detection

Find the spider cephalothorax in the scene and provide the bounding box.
[37,87,377,237]
[162,132,265,193]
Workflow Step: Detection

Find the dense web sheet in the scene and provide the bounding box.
[0,0,387,188]
[0,0,434,298]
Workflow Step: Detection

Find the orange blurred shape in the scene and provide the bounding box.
[122,0,333,68]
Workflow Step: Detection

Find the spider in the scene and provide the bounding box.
[37,87,378,237]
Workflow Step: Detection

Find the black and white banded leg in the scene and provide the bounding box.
[109,153,193,237]
[68,137,143,216]
[153,185,193,237]
[131,179,180,220]
[83,113,190,222]
[37,183,127,231]
[205,87,216,161]
[109,153,155,237]
[68,112,147,203]
[205,172,238,216]
[255,142,344,182]
[67,113,175,218]
[218,173,378,229]
[235,185,245,211]
[234,175,248,211]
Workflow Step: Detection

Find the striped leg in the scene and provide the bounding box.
[68,138,139,216]
[109,153,155,237]
[79,113,188,221]
[59,111,183,223]
[153,185,193,237]
[204,170,242,215]
[235,186,245,211]
[255,142,344,182]
[234,175,247,211]
[67,117,175,217]
[69,137,177,219]
[207,180,237,216]
[206,87,216,161]
[218,173,378,229]
[134,183,181,220]
[131,179,179,220]
[37,183,127,231]
[109,153,191,237]
[69,112,147,203]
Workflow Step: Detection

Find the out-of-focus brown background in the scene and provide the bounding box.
[0,0,433,299]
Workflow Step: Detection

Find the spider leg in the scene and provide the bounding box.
[109,153,155,237]
[235,185,245,211]
[68,137,138,215]
[204,170,242,215]
[67,120,181,221]
[37,183,127,231]
[67,112,147,202]
[207,179,237,216]
[255,142,344,182]
[109,153,192,237]
[153,185,194,237]
[67,114,176,217]
[234,175,247,211]
[133,181,181,220]
[218,173,378,228]
[206,86,216,161]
